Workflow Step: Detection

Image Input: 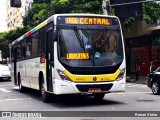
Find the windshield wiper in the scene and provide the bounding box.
[74,29,85,52]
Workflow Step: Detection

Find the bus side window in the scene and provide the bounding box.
[21,41,26,59]
[17,44,22,60]
[32,32,39,57]
[26,36,32,58]
[38,29,46,55]
[11,47,14,63]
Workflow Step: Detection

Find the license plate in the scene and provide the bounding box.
[88,88,102,93]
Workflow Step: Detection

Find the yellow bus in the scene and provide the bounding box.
[10,13,126,102]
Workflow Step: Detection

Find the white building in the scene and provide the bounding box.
[0,0,8,32]
[0,0,33,33]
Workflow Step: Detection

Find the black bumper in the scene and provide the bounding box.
[0,77,11,81]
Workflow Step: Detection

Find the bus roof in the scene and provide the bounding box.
[11,13,118,46]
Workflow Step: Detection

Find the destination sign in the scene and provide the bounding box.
[66,53,90,60]
[57,16,119,25]
[65,17,110,25]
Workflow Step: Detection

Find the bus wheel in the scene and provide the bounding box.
[18,74,25,93]
[152,81,160,95]
[93,93,105,100]
[40,77,51,103]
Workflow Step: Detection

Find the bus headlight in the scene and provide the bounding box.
[56,69,71,81]
[116,69,125,81]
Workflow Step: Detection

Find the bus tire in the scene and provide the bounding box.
[40,76,51,103]
[93,93,105,100]
[18,74,26,93]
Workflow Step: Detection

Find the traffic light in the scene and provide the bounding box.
[111,0,142,18]
[10,0,21,8]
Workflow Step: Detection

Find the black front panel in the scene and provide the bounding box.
[61,62,121,75]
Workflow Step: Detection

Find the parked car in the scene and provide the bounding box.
[0,64,11,81]
[147,67,160,95]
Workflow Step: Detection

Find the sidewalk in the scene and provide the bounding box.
[126,74,148,84]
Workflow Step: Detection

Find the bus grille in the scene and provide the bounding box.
[76,84,113,92]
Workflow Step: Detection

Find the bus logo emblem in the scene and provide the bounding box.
[93,77,97,81]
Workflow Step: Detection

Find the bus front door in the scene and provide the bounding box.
[46,30,54,92]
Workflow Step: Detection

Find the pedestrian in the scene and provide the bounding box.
[135,62,140,81]
[150,61,155,73]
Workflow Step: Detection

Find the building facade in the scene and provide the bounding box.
[0,0,33,33]
[124,19,160,75]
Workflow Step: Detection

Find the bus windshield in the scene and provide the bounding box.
[58,26,123,67]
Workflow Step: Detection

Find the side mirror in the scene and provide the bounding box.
[10,0,21,8]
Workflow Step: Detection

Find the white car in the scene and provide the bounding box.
[0,64,11,81]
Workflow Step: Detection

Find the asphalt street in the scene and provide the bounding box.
[0,80,160,119]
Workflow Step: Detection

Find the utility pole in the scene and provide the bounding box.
[102,0,111,15]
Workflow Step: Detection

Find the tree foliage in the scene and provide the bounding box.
[121,2,160,31]
[0,26,30,58]
[143,2,160,23]
[24,1,160,31]
[23,0,102,27]
[23,3,48,27]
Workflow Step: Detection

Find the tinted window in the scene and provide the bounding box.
[156,67,160,72]
[58,29,123,67]
[26,36,32,58]
[21,41,26,59]
[38,29,45,55]
[11,47,14,62]
[32,32,39,56]
[17,44,22,60]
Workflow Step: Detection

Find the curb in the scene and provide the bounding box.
[126,77,148,85]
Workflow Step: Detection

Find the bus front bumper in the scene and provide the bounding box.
[52,78,125,95]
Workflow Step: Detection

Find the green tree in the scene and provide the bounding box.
[23,3,48,27]
[0,26,30,58]
[119,2,160,31]
[143,2,160,23]
[24,1,160,30]
[23,0,102,27]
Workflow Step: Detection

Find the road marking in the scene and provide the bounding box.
[0,88,12,92]
[115,91,152,94]
[0,84,13,87]
[2,109,8,111]
[126,83,147,88]
[0,98,31,102]
[13,86,19,89]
